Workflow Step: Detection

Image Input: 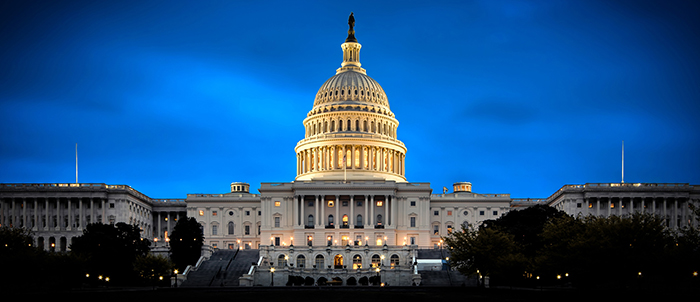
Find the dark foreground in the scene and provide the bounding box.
[24,286,698,302]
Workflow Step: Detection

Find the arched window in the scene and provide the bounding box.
[342,215,349,227]
[363,120,368,132]
[376,214,383,226]
[356,214,363,226]
[353,254,362,269]
[355,120,359,131]
[315,255,325,268]
[228,221,234,235]
[371,254,381,267]
[307,215,314,227]
[338,120,343,131]
[331,120,335,132]
[277,254,287,267]
[390,254,399,267]
[328,215,334,226]
[297,255,306,268]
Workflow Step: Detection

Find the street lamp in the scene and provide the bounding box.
[270,267,275,286]
[174,269,179,287]
[375,267,381,286]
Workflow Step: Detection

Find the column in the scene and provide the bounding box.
[315,195,319,226]
[349,195,355,228]
[364,195,369,227]
[370,195,374,227]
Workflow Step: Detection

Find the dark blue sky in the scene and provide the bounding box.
[1,0,699,199]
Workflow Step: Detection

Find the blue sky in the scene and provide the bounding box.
[1,0,698,199]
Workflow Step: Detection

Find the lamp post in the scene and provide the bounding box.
[375,267,381,286]
[270,267,275,286]
[173,269,179,288]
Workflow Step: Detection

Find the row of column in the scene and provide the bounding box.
[581,197,694,228]
[0,197,106,231]
[293,194,396,229]
[297,145,405,176]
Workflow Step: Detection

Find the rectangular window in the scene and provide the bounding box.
[274,237,280,246]
[493,210,498,216]
[212,225,218,235]
[246,211,250,216]
[212,211,218,216]
[199,210,204,216]
[274,217,280,228]
[447,210,452,216]
[410,201,416,206]
[480,211,485,216]
[410,216,416,227]
[275,201,281,207]
[410,237,416,245]
[433,211,439,216]
[433,225,439,235]
[245,225,250,235]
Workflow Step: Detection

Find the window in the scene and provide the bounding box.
[433,225,439,235]
[356,215,363,226]
[315,255,325,268]
[212,211,217,216]
[228,211,234,216]
[410,237,416,245]
[410,216,416,227]
[328,215,334,226]
[275,201,281,207]
[342,215,349,227]
[447,225,453,234]
[199,210,204,216]
[297,255,306,268]
[390,255,399,267]
[228,222,234,235]
[371,254,381,267]
[447,210,452,216]
[376,214,382,226]
[245,211,250,216]
[328,200,334,207]
[274,237,280,246]
[357,200,363,206]
[212,225,218,235]
[376,200,383,207]
[307,215,314,227]
[245,225,250,235]
[479,211,485,216]
[277,255,287,267]
[327,235,333,246]
[463,211,468,216]
[342,200,348,206]
[274,216,280,228]
[353,255,362,269]
[493,210,498,216]
[307,235,313,246]
[410,201,416,206]
[433,211,439,216]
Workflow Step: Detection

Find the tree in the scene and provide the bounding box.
[444,224,526,285]
[483,204,567,259]
[170,217,204,271]
[134,254,174,286]
[70,222,150,284]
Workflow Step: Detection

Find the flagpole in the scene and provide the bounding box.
[75,143,78,184]
[621,140,624,184]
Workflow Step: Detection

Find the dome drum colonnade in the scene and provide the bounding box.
[295,15,406,183]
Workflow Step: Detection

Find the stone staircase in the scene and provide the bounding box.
[415,249,476,286]
[181,249,259,287]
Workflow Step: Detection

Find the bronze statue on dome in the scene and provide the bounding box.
[346,12,357,42]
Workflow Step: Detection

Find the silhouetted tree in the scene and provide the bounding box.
[444,225,527,285]
[70,222,150,284]
[169,217,203,271]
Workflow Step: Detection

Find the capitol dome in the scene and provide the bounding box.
[295,15,407,182]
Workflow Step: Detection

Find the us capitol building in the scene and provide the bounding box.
[1,15,698,286]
